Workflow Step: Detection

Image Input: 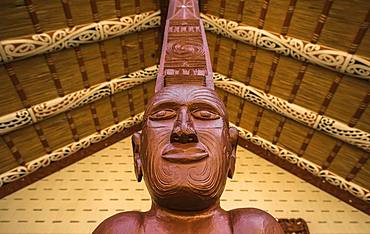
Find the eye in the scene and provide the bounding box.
[192,110,220,120]
[149,109,176,120]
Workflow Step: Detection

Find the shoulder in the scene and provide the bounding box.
[229,208,284,234]
[93,211,143,234]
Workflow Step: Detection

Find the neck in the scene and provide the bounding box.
[150,200,223,222]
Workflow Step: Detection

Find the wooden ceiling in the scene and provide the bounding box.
[0,0,369,214]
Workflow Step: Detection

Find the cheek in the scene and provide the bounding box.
[197,128,225,150]
[147,119,175,128]
[192,118,224,129]
[143,125,172,156]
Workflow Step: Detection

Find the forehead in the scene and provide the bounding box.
[146,86,225,112]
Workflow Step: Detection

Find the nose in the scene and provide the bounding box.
[170,107,198,144]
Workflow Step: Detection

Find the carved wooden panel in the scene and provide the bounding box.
[156,0,213,91]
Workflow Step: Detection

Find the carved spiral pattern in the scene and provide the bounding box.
[231,124,370,202]
[201,13,370,80]
[0,113,144,187]
[166,39,205,59]
[213,72,370,152]
[0,66,157,135]
[0,11,160,64]
[0,110,32,133]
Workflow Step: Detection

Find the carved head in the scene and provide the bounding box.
[132,85,238,211]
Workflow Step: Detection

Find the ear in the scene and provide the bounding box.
[227,127,239,179]
[132,132,143,182]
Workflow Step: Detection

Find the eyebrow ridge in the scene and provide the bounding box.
[149,101,180,113]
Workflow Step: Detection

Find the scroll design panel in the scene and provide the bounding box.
[2,66,368,152]
[201,14,370,80]
[0,11,160,64]
[213,73,370,152]
[0,66,158,135]
[231,124,370,202]
[0,113,143,187]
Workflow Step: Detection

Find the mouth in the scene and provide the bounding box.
[162,143,208,163]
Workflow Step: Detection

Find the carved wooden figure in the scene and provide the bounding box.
[94,0,283,233]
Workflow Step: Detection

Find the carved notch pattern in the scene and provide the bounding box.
[0,11,160,64]
[201,13,370,80]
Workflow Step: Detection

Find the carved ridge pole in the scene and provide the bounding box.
[155,0,214,91]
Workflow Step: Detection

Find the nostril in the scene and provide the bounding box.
[170,132,198,144]
[188,134,198,143]
[170,132,181,143]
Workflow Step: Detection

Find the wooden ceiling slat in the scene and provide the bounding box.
[349,90,370,128]
[62,0,105,134]
[4,64,29,108]
[311,0,333,44]
[301,6,369,168]
[346,152,369,182]
[90,102,102,132]
[225,1,244,120]
[8,124,44,165]
[119,32,135,117]
[225,0,245,122]
[94,97,115,130]
[4,58,52,158]
[23,1,80,145]
[322,141,343,170]
[120,38,130,73]
[0,136,21,175]
[211,0,226,70]
[63,2,104,133]
[1,135,24,166]
[348,10,370,55]
[351,154,370,189]
[234,99,245,127]
[89,0,119,125]
[65,111,79,142]
[127,90,136,117]
[213,71,370,152]
[133,0,148,112]
[77,47,101,132]
[24,0,42,34]
[280,0,333,157]
[244,0,270,136]
[131,85,146,116]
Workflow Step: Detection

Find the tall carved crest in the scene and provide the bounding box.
[155,0,214,92]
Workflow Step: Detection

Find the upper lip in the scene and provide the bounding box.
[161,143,208,163]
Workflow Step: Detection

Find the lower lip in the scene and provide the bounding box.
[161,152,208,163]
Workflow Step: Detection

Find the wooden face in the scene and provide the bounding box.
[140,85,233,210]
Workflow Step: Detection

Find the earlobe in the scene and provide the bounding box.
[227,127,239,179]
[132,132,143,182]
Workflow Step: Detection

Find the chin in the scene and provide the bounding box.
[144,166,228,211]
